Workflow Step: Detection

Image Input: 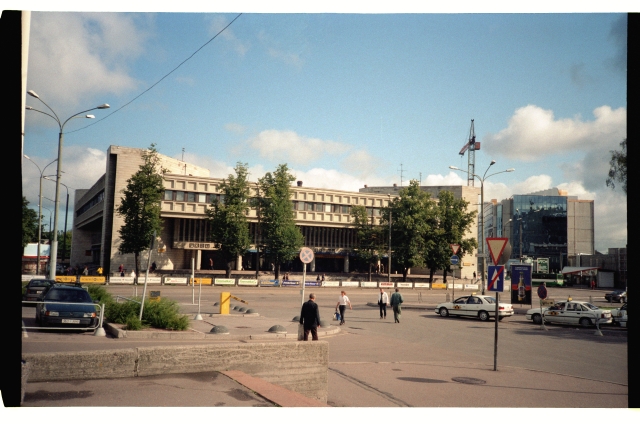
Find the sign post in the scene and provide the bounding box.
[485,238,508,372]
[537,283,548,331]
[299,247,314,306]
[450,254,459,297]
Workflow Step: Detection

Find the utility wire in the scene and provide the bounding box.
[67,13,243,134]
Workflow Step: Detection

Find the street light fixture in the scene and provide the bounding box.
[26,89,109,280]
[23,155,57,275]
[449,162,515,295]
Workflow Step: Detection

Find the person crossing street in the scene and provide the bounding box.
[336,290,352,326]
[390,288,404,323]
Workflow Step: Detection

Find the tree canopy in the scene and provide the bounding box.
[382,180,438,281]
[425,190,478,282]
[606,138,627,195]
[258,164,304,279]
[207,162,252,278]
[116,144,165,280]
[22,196,38,250]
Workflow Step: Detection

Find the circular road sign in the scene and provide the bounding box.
[537,284,548,299]
[450,255,459,265]
[300,247,315,264]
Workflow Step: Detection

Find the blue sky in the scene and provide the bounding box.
[18,3,629,253]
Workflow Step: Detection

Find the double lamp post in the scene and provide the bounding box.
[25,90,109,279]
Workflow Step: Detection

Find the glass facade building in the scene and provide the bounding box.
[511,195,568,272]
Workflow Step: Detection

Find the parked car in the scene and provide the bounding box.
[604,290,627,303]
[22,279,56,305]
[35,284,98,330]
[610,303,627,328]
[525,300,612,327]
[435,294,514,321]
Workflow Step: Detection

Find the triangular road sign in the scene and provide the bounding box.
[486,238,508,265]
[450,244,460,255]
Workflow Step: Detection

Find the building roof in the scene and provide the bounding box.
[561,266,600,274]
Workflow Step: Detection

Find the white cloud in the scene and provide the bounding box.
[224,123,246,134]
[27,13,150,117]
[483,105,626,161]
[257,30,304,68]
[246,130,351,165]
[592,189,627,252]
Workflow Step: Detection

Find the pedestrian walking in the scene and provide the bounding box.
[335,290,352,326]
[390,288,404,323]
[378,288,389,319]
[119,264,124,277]
[209,258,214,270]
[82,266,89,276]
[299,293,321,341]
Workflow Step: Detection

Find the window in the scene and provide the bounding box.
[176,191,185,201]
[164,190,174,201]
[198,193,207,203]
[297,202,305,211]
[332,204,341,213]
[187,192,196,202]
[341,205,350,214]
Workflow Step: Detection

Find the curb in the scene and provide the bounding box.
[104,320,341,340]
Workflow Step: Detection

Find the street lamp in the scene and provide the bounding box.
[23,155,57,275]
[450,161,515,294]
[44,177,71,269]
[387,194,392,283]
[26,89,109,280]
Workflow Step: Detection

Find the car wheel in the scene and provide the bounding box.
[498,316,504,321]
[439,308,449,317]
[579,317,591,327]
[478,311,490,321]
[532,314,542,325]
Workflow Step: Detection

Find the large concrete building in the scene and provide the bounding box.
[71,146,481,278]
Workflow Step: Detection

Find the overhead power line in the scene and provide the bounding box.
[67,13,243,134]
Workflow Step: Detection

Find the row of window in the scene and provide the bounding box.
[77,190,105,217]
[163,190,382,216]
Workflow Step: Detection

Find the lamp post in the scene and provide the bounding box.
[387,194,392,283]
[26,90,109,280]
[23,155,57,275]
[44,177,71,270]
[449,161,515,295]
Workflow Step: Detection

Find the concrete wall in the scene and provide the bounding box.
[22,341,329,403]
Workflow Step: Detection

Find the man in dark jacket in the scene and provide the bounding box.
[299,293,321,341]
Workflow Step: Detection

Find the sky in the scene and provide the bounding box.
[18,2,629,254]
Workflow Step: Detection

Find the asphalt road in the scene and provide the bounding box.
[17,285,630,412]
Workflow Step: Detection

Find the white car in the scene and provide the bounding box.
[435,294,514,321]
[525,300,612,327]
[610,303,627,328]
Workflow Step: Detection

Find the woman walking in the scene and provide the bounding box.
[336,291,352,325]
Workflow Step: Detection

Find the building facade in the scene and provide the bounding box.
[71,146,481,279]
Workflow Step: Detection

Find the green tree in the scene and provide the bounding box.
[606,138,627,195]
[426,190,478,283]
[258,164,304,280]
[382,180,438,281]
[22,196,38,249]
[207,162,252,278]
[116,144,165,282]
[351,205,384,281]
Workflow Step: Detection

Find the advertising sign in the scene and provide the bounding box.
[431,283,447,289]
[79,276,107,284]
[322,281,340,287]
[238,279,258,286]
[510,263,532,304]
[213,278,234,286]
[379,282,395,288]
[361,281,378,288]
[397,282,412,288]
[414,283,430,288]
[281,280,300,286]
[304,281,320,286]
[464,284,479,290]
[259,279,279,287]
[341,281,359,287]
[164,277,188,285]
[108,277,135,285]
[192,278,213,286]
[537,258,549,273]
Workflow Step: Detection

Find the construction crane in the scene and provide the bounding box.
[458,119,481,186]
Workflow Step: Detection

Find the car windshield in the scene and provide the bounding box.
[582,303,598,310]
[453,297,468,304]
[483,297,496,304]
[45,289,92,303]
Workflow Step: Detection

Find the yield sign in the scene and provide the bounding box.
[450,244,460,255]
[486,238,508,264]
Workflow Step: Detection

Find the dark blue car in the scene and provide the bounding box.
[35,284,98,330]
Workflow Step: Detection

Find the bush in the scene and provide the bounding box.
[125,315,142,330]
[142,298,190,331]
[87,285,113,306]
